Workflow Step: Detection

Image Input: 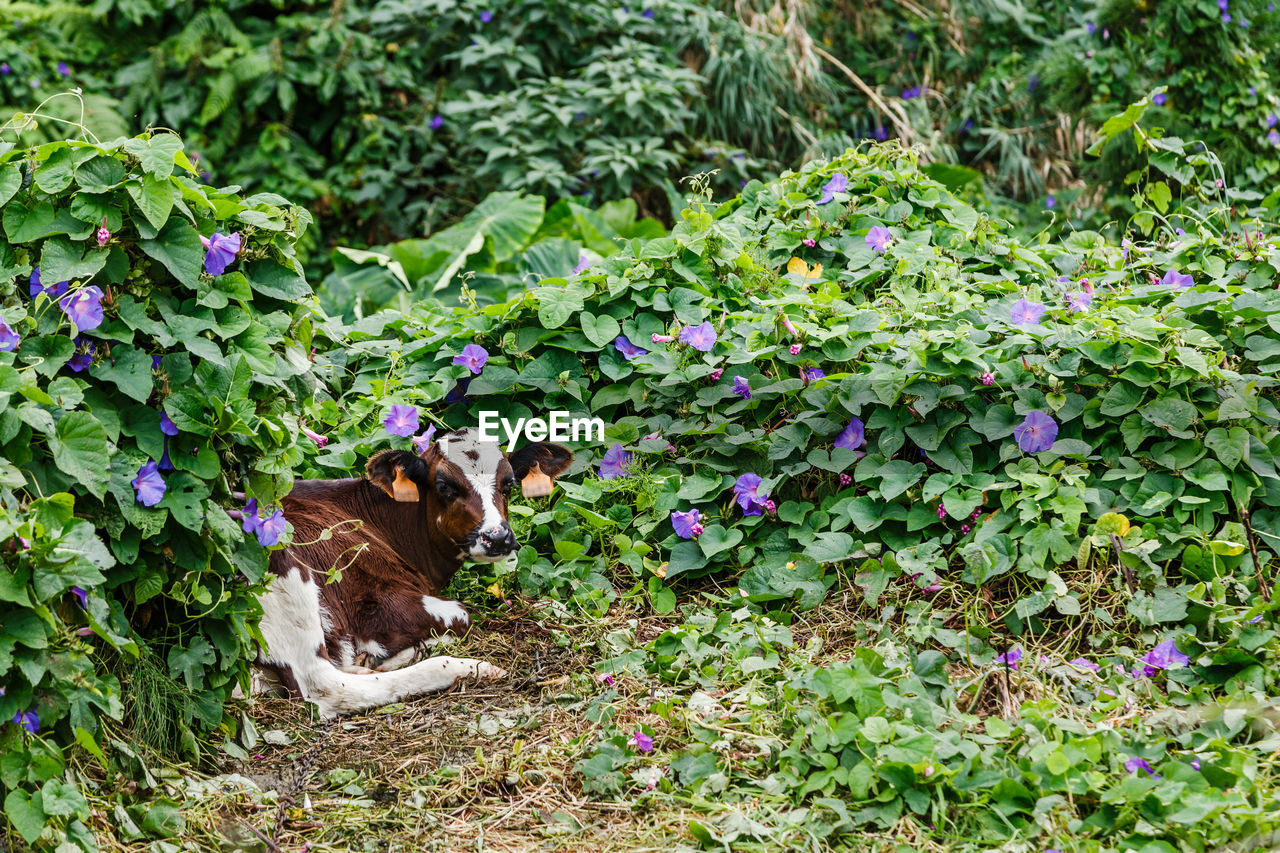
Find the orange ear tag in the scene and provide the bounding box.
[392,466,420,502]
[521,462,554,498]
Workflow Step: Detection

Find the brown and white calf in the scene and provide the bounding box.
[254,427,572,718]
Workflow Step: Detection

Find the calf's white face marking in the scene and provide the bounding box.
[438,428,514,562]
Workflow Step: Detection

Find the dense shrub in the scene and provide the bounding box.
[0,127,314,849]
[307,121,1280,633]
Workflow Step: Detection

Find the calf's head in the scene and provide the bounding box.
[366,427,573,562]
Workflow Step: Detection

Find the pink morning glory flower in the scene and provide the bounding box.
[865,226,892,253]
[453,344,489,374]
[132,460,166,506]
[679,322,717,352]
[201,232,242,276]
[732,376,751,399]
[980,372,995,386]
[834,417,865,451]
[1011,298,1047,326]
[412,423,437,455]
[817,173,848,205]
[1160,269,1193,288]
[996,647,1023,669]
[937,503,947,520]
[733,473,769,516]
[97,225,111,246]
[614,336,648,360]
[839,473,852,486]
[383,404,419,437]
[671,509,703,539]
[709,368,723,381]
[599,444,631,479]
[652,333,674,343]
[59,286,105,331]
[301,426,329,448]
[802,238,815,247]
[789,344,802,355]
[1014,410,1058,453]
[0,319,19,352]
[780,316,798,336]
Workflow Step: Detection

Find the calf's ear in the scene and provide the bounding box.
[508,443,574,498]
[367,450,427,502]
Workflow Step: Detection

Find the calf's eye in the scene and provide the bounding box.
[435,479,459,499]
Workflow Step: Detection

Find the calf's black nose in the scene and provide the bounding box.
[480,526,518,556]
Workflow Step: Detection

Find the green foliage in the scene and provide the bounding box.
[308,139,1280,631]
[0,124,314,849]
[323,192,665,316]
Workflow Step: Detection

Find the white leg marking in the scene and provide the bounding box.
[356,639,389,659]
[422,596,470,631]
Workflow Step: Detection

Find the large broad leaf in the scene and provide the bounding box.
[40,236,109,285]
[139,218,204,290]
[4,789,45,845]
[49,411,111,498]
[93,346,155,402]
[460,191,545,262]
[536,281,588,328]
[245,259,310,300]
[0,163,21,207]
[123,133,184,179]
[126,175,179,230]
[1086,94,1154,156]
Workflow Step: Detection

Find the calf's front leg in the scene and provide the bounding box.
[351,593,474,672]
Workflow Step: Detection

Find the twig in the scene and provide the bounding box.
[1237,500,1272,602]
[237,819,284,853]
[812,46,915,142]
[1110,534,1138,592]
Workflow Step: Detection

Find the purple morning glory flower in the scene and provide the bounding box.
[679,321,717,352]
[157,438,173,472]
[29,266,69,299]
[160,411,178,436]
[671,509,703,539]
[642,8,654,17]
[57,61,70,76]
[1160,268,1194,288]
[0,319,19,352]
[1132,639,1189,678]
[256,510,287,547]
[1087,21,1096,33]
[1218,0,1229,10]
[132,460,166,506]
[805,368,825,382]
[70,586,88,609]
[865,225,892,253]
[1153,92,1167,106]
[1014,410,1058,453]
[614,336,648,360]
[11,710,39,733]
[733,473,769,516]
[1069,657,1101,672]
[1027,75,1040,92]
[1068,292,1093,313]
[732,376,751,400]
[901,86,922,99]
[444,378,472,405]
[630,731,653,752]
[152,354,163,370]
[59,286,105,331]
[835,417,866,451]
[430,114,445,130]
[1192,758,1202,770]
[0,63,10,75]
[453,344,489,374]
[241,498,262,535]
[1267,114,1279,128]
[1268,130,1280,147]
[817,172,848,205]
[1124,757,1159,778]
[383,404,419,437]
[1011,298,1047,326]
[996,647,1023,669]
[66,337,96,371]
[599,444,631,480]
[1046,194,1057,209]
[1222,11,1231,21]
[572,255,591,275]
[412,423,437,455]
[480,9,492,22]
[201,232,242,276]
